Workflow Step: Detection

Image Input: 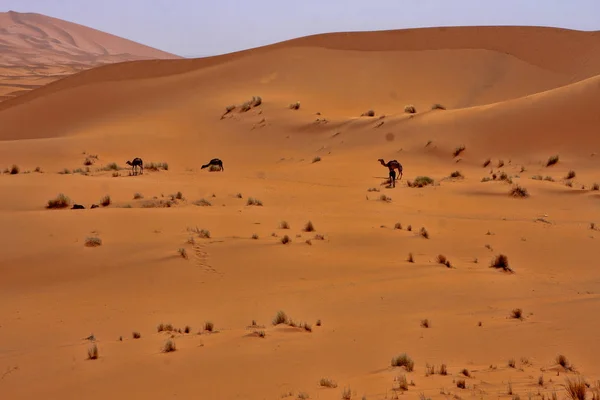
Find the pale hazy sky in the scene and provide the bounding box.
[3,0,600,57]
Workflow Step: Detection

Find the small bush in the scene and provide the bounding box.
[133,192,143,200]
[404,105,416,114]
[436,254,451,268]
[379,194,392,202]
[273,310,288,325]
[87,344,99,360]
[361,109,375,117]
[565,170,576,180]
[453,145,466,157]
[178,248,188,259]
[9,164,19,174]
[85,237,102,247]
[304,221,315,232]
[391,353,414,371]
[145,162,168,171]
[544,176,555,182]
[490,254,513,273]
[456,379,466,389]
[132,331,141,339]
[483,159,491,167]
[279,221,290,229]
[204,321,214,332]
[407,253,414,263]
[162,339,176,353]
[546,155,559,167]
[510,185,529,198]
[251,96,262,107]
[312,156,321,163]
[461,368,471,377]
[408,176,434,188]
[565,376,587,400]
[431,103,446,110]
[421,319,430,328]
[252,234,259,240]
[592,183,599,191]
[510,309,522,320]
[419,227,429,238]
[246,197,263,206]
[341,387,352,400]
[450,170,463,178]
[319,378,338,388]
[394,222,402,230]
[34,166,42,173]
[556,354,570,369]
[439,364,448,375]
[281,235,291,244]
[193,198,212,206]
[184,325,191,334]
[396,374,409,391]
[289,101,300,110]
[99,195,111,207]
[47,193,71,209]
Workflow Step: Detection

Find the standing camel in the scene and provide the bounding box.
[201,158,224,171]
[378,158,403,186]
[126,157,144,175]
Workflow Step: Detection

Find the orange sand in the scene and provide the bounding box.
[0,24,599,400]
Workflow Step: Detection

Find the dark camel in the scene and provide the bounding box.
[201,158,224,171]
[378,159,403,180]
[126,157,144,175]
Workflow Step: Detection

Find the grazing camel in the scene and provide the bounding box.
[378,159,403,180]
[201,158,224,171]
[126,157,143,175]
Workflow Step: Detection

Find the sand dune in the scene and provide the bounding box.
[1,25,600,400]
[0,11,181,102]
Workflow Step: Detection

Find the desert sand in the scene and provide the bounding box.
[1,24,599,400]
[0,11,181,102]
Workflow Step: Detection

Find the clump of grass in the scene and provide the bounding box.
[592,183,599,191]
[456,379,466,389]
[184,326,191,334]
[510,309,523,320]
[9,164,19,174]
[407,253,414,263]
[273,310,289,325]
[289,101,300,110]
[162,339,176,353]
[133,192,144,200]
[197,229,210,239]
[100,195,111,207]
[379,194,392,202]
[87,344,99,360]
[279,220,290,229]
[532,175,543,180]
[431,103,446,110]
[436,254,451,268]
[510,185,529,198]
[565,170,576,180]
[281,235,291,244]
[361,109,375,117]
[461,368,471,377]
[316,319,322,326]
[490,254,513,273]
[481,177,492,182]
[556,354,570,369]
[193,198,212,207]
[544,176,555,182]
[367,187,380,192]
[132,331,141,339]
[312,156,321,163]
[404,105,416,114]
[178,248,188,259]
[85,237,102,247]
[483,159,491,167]
[341,387,352,400]
[453,145,466,157]
[420,319,430,328]
[450,170,463,178]
[508,358,517,367]
[391,353,415,371]
[246,197,263,206]
[251,233,259,240]
[497,160,505,168]
[145,162,168,171]
[419,227,429,239]
[47,193,71,209]
[407,176,434,188]
[407,225,412,231]
[538,375,544,386]
[394,222,402,230]
[304,221,315,232]
[320,378,338,388]
[565,376,587,400]
[395,374,409,391]
[439,364,448,375]
[34,166,42,173]
[546,155,559,167]
[204,321,214,332]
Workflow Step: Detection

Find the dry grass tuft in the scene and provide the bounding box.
[341,387,352,400]
[279,220,290,229]
[508,358,517,367]
[450,170,463,178]
[361,109,375,117]
[145,162,168,171]
[246,197,263,206]
[273,310,289,325]
[436,254,451,268]
[439,364,448,375]
[592,183,599,191]
[420,319,430,328]
[565,170,576,180]
[565,376,587,400]
[47,193,71,209]
[453,145,466,157]
[407,253,414,263]
[510,309,523,320]
[461,368,471,377]
[510,185,529,198]
[87,343,99,360]
[456,379,466,389]
[289,101,300,110]
[312,156,321,163]
[204,321,214,332]
[304,221,315,232]
[132,331,141,339]
[133,192,143,200]
[556,354,571,370]
[379,194,392,202]
[100,195,111,207]
[404,105,416,114]
[319,378,338,388]
[490,254,513,273]
[431,103,446,110]
[483,158,491,167]
[178,248,188,259]
[391,353,415,371]
[394,222,402,230]
[193,198,212,207]
[546,155,559,167]
[162,339,176,353]
[281,235,291,244]
[85,237,102,247]
[408,176,434,188]
[419,227,429,239]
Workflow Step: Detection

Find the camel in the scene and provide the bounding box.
[201,158,224,171]
[126,157,144,175]
[378,159,403,180]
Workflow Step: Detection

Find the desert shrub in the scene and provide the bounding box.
[251,96,262,107]
[556,354,570,369]
[481,177,492,182]
[391,353,414,371]
[592,183,599,191]
[453,145,466,157]
[246,197,263,206]
[461,368,471,377]
[404,105,416,114]
[508,358,517,367]
[483,159,491,167]
[431,103,446,110]
[281,235,291,244]
[421,319,430,328]
[544,176,555,182]
[47,193,71,209]
[162,339,176,353]
[546,155,559,167]
[497,160,505,168]
[204,321,214,332]
[361,109,375,117]
[407,253,414,263]
[85,237,102,247]
[450,170,463,178]
[565,170,576,179]
[419,227,429,238]
[437,254,451,268]
[456,379,466,389]
[304,221,315,232]
[194,198,212,206]
[439,364,448,375]
[132,331,141,339]
[510,185,529,198]
[396,374,408,391]
[87,344,99,360]
[34,166,42,173]
[394,222,402,230]
[178,248,188,259]
[279,220,290,229]
[565,376,587,400]
[100,195,111,207]
[312,156,321,163]
[379,194,392,202]
[490,254,513,272]
[273,311,288,325]
[510,309,522,320]
[408,176,434,188]
[289,101,300,110]
[145,162,168,171]
[9,164,19,174]
[319,378,338,388]
[133,192,143,200]
[251,234,259,240]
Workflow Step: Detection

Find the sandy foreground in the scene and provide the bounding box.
[1,26,600,399]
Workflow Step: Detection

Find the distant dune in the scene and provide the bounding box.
[0,11,181,101]
[1,24,600,400]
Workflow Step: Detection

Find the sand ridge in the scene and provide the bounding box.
[1,24,600,400]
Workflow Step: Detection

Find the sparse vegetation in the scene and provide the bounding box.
[100,195,111,207]
[391,353,414,372]
[510,185,529,198]
[419,227,429,238]
[508,358,517,367]
[379,194,392,202]
[546,155,559,167]
[510,309,523,319]
[395,374,409,391]
[461,368,471,377]
[252,234,259,240]
[565,376,587,400]
[556,354,570,370]
[453,145,466,157]
[204,321,214,332]
[193,198,212,207]
[304,221,315,232]
[281,235,291,244]
[408,176,434,188]
[498,160,505,168]
[47,193,71,209]
[394,222,402,230]
[490,254,513,273]
[439,364,448,375]
[178,248,188,259]
[273,311,289,325]
[407,253,414,263]
[404,105,416,114]
[9,164,19,174]
[312,156,321,163]
[279,221,290,229]
[85,237,102,247]
[431,103,446,110]
[450,170,463,178]
[132,331,141,339]
[133,192,143,200]
[361,109,375,117]
[289,101,301,110]
[421,319,430,328]
[483,159,491,167]
[592,183,599,191]
[162,339,176,353]
[341,387,352,400]
[565,170,576,180]
[320,378,338,388]
[87,344,99,360]
[436,254,451,268]
[145,162,168,171]
[456,379,466,389]
[246,197,263,206]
